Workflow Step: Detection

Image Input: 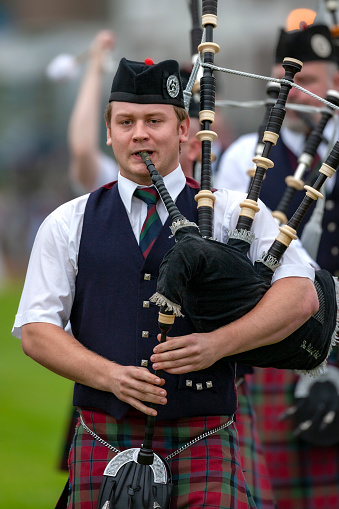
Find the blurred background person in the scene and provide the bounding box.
[215,10,339,275]
[68,30,119,194]
[215,10,339,509]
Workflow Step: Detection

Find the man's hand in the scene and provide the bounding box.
[110,364,167,416]
[21,322,166,417]
[151,332,218,374]
[90,30,116,71]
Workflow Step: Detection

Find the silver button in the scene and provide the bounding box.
[143,301,150,308]
[142,331,149,338]
[144,273,151,280]
[325,200,335,210]
[141,359,148,367]
[331,246,339,256]
[186,380,193,387]
[327,222,337,233]
[206,381,213,389]
[196,383,203,391]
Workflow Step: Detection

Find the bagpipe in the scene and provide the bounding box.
[142,0,339,375]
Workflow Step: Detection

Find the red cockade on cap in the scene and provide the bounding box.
[144,58,154,65]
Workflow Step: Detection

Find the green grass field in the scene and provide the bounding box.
[0,280,73,508]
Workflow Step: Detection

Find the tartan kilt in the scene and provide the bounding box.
[250,367,339,509]
[236,380,276,509]
[66,408,257,509]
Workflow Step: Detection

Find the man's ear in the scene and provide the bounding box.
[106,122,112,146]
[179,117,190,143]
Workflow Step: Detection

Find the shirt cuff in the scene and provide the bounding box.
[272,262,315,284]
[12,310,64,340]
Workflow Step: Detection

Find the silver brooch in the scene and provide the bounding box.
[166,75,180,98]
[310,34,332,58]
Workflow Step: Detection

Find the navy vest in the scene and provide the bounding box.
[70,180,236,420]
[260,137,339,276]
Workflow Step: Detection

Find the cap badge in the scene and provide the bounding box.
[310,34,332,58]
[166,74,180,98]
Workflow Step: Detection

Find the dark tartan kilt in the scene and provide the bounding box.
[250,367,339,509]
[236,380,276,509]
[66,408,257,509]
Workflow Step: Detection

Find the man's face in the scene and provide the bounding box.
[272,60,338,132]
[107,102,189,185]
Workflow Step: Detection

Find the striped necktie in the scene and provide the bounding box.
[134,187,162,258]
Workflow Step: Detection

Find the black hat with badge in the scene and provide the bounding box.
[274,23,337,64]
[108,57,185,108]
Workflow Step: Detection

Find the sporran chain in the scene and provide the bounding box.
[80,414,234,461]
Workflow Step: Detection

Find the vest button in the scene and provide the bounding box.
[327,222,337,232]
[331,246,339,256]
[325,200,335,210]
[142,331,149,338]
[144,273,151,280]
[141,359,148,367]
[143,301,150,308]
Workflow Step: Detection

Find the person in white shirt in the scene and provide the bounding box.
[13,57,318,508]
[215,18,339,509]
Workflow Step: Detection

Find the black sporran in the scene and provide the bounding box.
[96,448,173,509]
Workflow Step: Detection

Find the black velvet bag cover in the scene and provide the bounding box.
[154,227,269,331]
[96,449,172,509]
[153,226,337,372]
[228,268,337,371]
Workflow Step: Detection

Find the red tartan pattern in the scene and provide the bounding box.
[249,367,339,509]
[66,408,257,508]
[236,380,276,509]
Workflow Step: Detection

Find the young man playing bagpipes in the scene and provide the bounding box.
[13,57,318,508]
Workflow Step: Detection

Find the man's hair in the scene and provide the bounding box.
[104,103,189,127]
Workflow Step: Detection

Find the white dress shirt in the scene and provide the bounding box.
[12,165,314,339]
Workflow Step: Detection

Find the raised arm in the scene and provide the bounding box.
[68,30,115,191]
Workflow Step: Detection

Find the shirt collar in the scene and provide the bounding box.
[280,127,305,158]
[118,165,186,213]
[281,118,337,159]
